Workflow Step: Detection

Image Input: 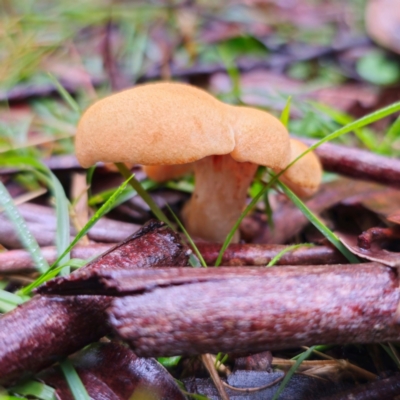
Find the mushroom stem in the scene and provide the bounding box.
[182,155,258,243]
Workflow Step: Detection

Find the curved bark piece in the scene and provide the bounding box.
[0,221,189,385]
[40,342,185,400]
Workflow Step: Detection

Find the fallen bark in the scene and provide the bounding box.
[38,263,400,357]
[40,342,185,400]
[299,138,400,188]
[0,221,189,385]
[320,373,400,400]
[0,242,346,274]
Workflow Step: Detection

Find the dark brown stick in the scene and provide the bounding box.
[299,138,400,188]
[0,242,346,274]
[196,243,346,266]
[40,342,185,400]
[0,221,189,385]
[320,373,400,400]
[0,203,140,248]
[38,263,400,357]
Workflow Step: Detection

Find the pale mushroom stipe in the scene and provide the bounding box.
[75,82,322,242]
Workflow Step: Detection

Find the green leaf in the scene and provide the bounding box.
[47,73,81,113]
[10,380,56,400]
[167,205,207,268]
[357,51,400,86]
[280,96,292,127]
[272,346,315,400]
[115,163,172,227]
[267,244,313,267]
[0,181,49,273]
[158,356,182,368]
[59,360,90,400]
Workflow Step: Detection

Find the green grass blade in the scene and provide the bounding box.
[115,162,172,226]
[0,181,49,273]
[271,346,315,400]
[0,290,24,306]
[59,359,90,400]
[158,356,182,368]
[1,156,71,274]
[47,73,81,114]
[280,96,292,127]
[19,175,133,295]
[267,244,313,267]
[166,205,207,268]
[10,380,56,400]
[288,100,400,171]
[378,115,400,153]
[277,180,359,263]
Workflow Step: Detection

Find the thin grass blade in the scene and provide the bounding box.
[0,181,49,273]
[277,180,359,263]
[59,359,90,400]
[271,346,315,400]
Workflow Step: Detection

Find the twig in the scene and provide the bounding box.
[40,263,400,357]
[320,373,400,400]
[0,243,346,274]
[299,138,400,188]
[201,354,230,400]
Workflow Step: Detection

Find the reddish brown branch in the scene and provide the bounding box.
[0,203,140,248]
[299,138,400,188]
[196,243,346,266]
[320,373,400,400]
[40,342,185,400]
[0,242,346,274]
[0,222,189,385]
[38,263,400,357]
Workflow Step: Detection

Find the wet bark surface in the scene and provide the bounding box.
[38,263,400,357]
[0,221,189,385]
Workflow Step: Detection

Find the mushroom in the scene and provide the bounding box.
[75,82,322,243]
[277,138,322,198]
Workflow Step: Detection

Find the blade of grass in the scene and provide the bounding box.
[277,179,359,263]
[59,359,90,400]
[115,162,171,226]
[47,73,80,114]
[19,175,133,295]
[166,205,207,268]
[158,356,182,368]
[280,96,292,127]
[10,380,56,400]
[267,243,313,267]
[378,115,400,153]
[1,156,71,275]
[271,346,315,400]
[0,181,49,273]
